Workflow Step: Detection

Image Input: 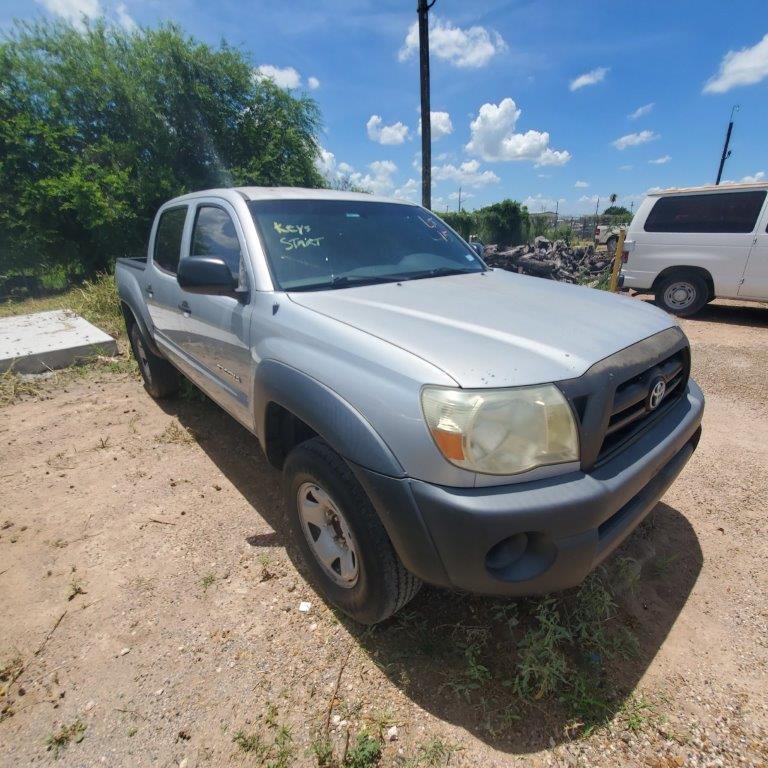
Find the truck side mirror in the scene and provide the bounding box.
[177,257,237,296]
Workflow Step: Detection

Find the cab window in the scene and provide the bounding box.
[153,207,187,274]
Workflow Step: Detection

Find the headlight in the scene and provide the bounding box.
[421,384,579,475]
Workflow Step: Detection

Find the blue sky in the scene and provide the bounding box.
[4,0,768,214]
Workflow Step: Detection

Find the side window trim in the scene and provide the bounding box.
[186,199,252,291]
[644,190,767,234]
[152,204,189,276]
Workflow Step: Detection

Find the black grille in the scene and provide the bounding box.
[597,348,689,463]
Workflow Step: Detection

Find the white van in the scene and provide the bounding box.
[621,182,768,316]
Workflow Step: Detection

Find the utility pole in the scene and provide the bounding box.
[715,105,739,185]
[457,186,462,212]
[418,0,436,209]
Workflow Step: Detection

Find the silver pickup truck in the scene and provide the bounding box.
[116,187,704,624]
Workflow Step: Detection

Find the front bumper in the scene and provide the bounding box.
[353,380,704,595]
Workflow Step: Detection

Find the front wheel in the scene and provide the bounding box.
[283,438,421,624]
[654,272,709,317]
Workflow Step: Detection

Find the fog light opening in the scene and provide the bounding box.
[485,532,557,583]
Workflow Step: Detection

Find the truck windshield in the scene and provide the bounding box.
[248,199,485,291]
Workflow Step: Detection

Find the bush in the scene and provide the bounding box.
[439,200,529,247]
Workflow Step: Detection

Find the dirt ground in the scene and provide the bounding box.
[1,299,767,767]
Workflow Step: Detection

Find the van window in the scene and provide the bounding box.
[644,190,767,234]
[153,207,187,274]
[190,205,242,277]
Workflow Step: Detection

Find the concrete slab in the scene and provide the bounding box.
[0,310,118,374]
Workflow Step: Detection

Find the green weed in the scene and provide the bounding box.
[46,719,86,757]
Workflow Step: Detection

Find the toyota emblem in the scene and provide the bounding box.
[647,377,667,411]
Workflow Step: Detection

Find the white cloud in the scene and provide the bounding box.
[315,147,338,178]
[704,33,768,93]
[727,171,766,184]
[649,155,671,165]
[574,180,589,188]
[579,194,601,205]
[432,159,500,188]
[535,148,571,167]
[619,164,634,171]
[612,130,659,150]
[399,16,506,69]
[35,0,101,25]
[537,173,551,179]
[394,178,419,201]
[255,65,302,89]
[449,190,474,201]
[357,160,398,195]
[307,76,320,90]
[523,194,562,211]
[115,2,136,30]
[628,103,654,120]
[418,111,453,141]
[569,66,609,91]
[367,115,410,145]
[465,98,570,167]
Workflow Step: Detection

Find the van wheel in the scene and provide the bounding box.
[655,272,708,317]
[129,322,180,398]
[605,235,618,256]
[283,438,421,625]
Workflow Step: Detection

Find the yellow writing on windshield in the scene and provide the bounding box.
[281,236,324,251]
[273,221,312,236]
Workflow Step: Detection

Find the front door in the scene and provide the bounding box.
[739,205,768,300]
[177,201,254,428]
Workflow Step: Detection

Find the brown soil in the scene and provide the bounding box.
[1,299,767,767]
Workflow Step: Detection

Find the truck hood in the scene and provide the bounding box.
[288,269,675,387]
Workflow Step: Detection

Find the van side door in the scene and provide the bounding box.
[176,199,255,428]
[738,192,768,300]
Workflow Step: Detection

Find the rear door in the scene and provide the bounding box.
[145,205,190,357]
[177,199,254,427]
[738,193,768,300]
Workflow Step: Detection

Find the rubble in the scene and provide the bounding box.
[483,238,613,284]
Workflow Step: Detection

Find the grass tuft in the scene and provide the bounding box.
[46,719,86,757]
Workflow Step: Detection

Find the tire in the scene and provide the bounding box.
[283,438,421,624]
[606,235,618,256]
[128,321,180,399]
[654,272,709,317]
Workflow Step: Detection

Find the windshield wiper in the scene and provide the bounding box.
[287,274,398,292]
[397,267,484,282]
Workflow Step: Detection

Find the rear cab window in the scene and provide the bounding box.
[153,206,188,274]
[644,190,767,234]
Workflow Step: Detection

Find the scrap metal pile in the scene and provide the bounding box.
[483,236,613,285]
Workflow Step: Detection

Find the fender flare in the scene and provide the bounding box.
[119,296,162,358]
[254,359,405,478]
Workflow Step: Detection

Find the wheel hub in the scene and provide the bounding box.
[664,281,695,310]
[297,482,359,588]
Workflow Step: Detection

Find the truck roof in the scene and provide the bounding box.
[166,186,414,206]
[647,181,768,197]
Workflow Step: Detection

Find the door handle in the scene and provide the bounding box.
[178,301,191,315]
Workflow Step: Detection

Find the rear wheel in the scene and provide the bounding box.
[654,272,709,317]
[129,322,180,398]
[606,235,618,256]
[283,438,421,624]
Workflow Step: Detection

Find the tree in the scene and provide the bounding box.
[602,205,632,223]
[0,20,324,276]
[476,199,529,246]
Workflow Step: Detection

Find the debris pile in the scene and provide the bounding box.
[484,236,613,284]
